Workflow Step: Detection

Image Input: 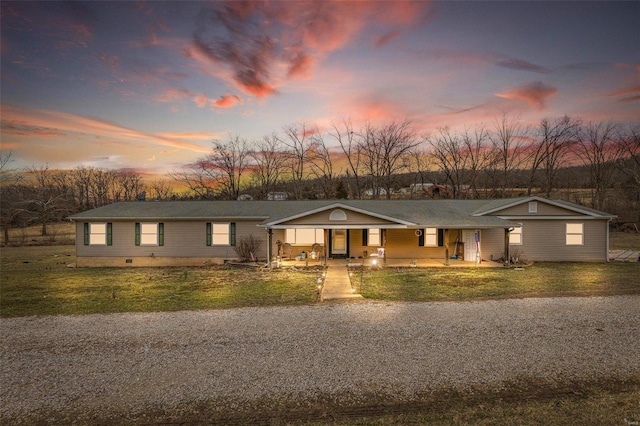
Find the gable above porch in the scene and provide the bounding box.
[261,203,414,229]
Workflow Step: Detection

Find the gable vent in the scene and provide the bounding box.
[329,209,347,221]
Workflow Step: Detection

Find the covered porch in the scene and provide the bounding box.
[261,203,513,268]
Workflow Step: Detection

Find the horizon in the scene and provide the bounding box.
[1,1,638,176]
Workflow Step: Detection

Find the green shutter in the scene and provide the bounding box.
[135,223,140,246]
[84,223,89,245]
[107,223,112,246]
[158,223,164,246]
[230,222,236,246]
[437,229,444,247]
[418,230,425,247]
[362,229,368,246]
[206,222,212,246]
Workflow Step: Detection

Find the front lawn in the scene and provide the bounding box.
[0,246,321,318]
[353,262,640,301]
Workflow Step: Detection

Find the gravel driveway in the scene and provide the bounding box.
[2,296,639,423]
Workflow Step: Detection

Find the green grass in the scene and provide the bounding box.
[2,245,639,318]
[0,246,320,318]
[354,262,640,301]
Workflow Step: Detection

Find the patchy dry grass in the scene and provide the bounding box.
[610,230,640,250]
[0,245,321,318]
[1,222,75,246]
[354,262,640,302]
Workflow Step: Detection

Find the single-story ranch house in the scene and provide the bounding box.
[68,196,615,267]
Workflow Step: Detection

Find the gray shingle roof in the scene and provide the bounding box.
[68,199,513,228]
[69,197,612,228]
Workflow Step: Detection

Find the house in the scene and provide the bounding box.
[68,196,615,267]
[267,191,288,200]
[410,183,448,197]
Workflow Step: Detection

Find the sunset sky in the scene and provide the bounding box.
[1,1,638,176]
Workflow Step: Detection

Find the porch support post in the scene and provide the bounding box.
[444,228,450,266]
[504,228,510,265]
[324,229,329,266]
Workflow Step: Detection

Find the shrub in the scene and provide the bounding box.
[234,235,262,262]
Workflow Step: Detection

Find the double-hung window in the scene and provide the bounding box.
[418,228,444,247]
[566,223,583,245]
[510,225,523,245]
[135,223,164,246]
[84,222,112,245]
[362,229,381,246]
[206,223,236,246]
[285,229,323,245]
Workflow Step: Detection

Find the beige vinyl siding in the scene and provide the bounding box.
[491,202,579,216]
[76,220,267,259]
[481,228,508,261]
[386,229,444,259]
[511,219,608,261]
[283,208,395,226]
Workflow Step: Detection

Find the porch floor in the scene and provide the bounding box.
[280,257,502,268]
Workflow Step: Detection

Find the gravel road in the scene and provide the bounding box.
[2,296,639,423]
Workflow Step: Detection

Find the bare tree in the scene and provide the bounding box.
[281,123,316,199]
[360,120,419,199]
[0,151,24,184]
[0,184,29,243]
[427,127,469,199]
[250,134,288,199]
[407,145,433,198]
[488,114,530,197]
[309,132,340,199]
[618,125,640,192]
[461,125,491,199]
[331,119,362,199]
[21,165,70,235]
[574,122,625,210]
[148,179,175,200]
[526,115,581,197]
[171,135,250,200]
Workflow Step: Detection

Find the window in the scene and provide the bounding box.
[285,228,324,245]
[424,228,438,246]
[84,222,112,246]
[135,223,164,246]
[509,226,523,245]
[528,202,538,213]
[566,223,583,245]
[206,223,236,246]
[418,228,444,247]
[363,229,381,246]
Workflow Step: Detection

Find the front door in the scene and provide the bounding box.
[462,230,480,263]
[331,229,348,257]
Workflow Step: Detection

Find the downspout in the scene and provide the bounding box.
[606,218,611,262]
[267,228,272,268]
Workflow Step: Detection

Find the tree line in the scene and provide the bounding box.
[1,115,638,242]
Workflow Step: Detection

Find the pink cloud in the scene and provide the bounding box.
[375,31,401,48]
[0,104,210,154]
[212,95,243,108]
[189,1,433,98]
[192,93,208,108]
[495,81,558,110]
[601,85,640,102]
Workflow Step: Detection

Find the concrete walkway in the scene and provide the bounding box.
[321,259,363,300]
